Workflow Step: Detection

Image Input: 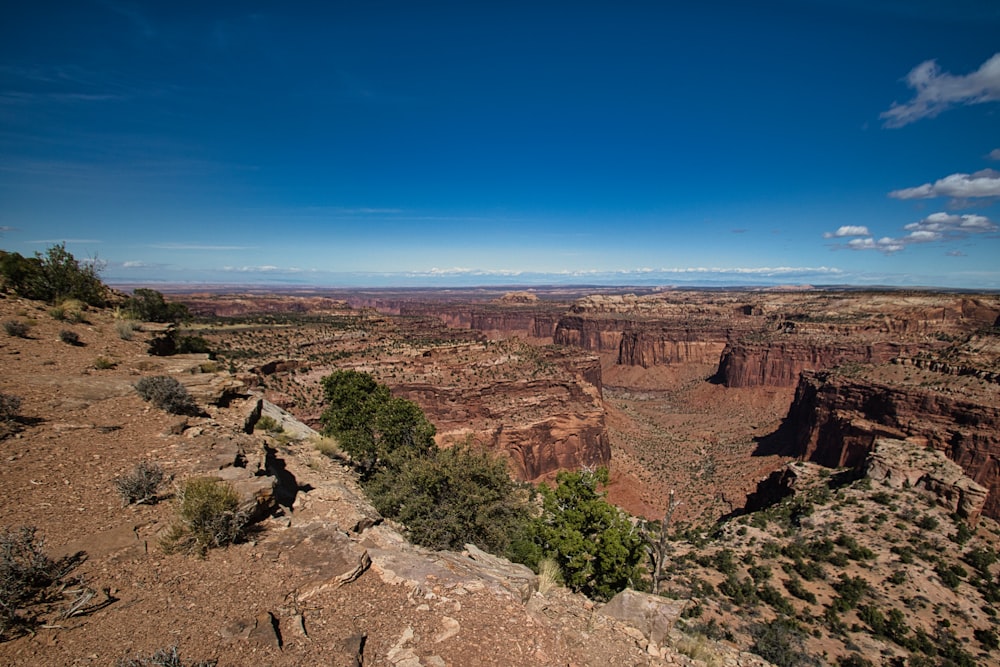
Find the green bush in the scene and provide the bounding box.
[364,442,526,554]
[134,376,197,415]
[161,478,248,555]
[0,244,105,306]
[511,468,644,601]
[749,618,816,667]
[320,370,435,476]
[254,415,284,434]
[122,289,190,323]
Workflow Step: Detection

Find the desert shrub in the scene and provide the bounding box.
[320,369,435,477]
[749,618,816,667]
[0,526,78,639]
[758,583,795,615]
[965,546,997,574]
[254,415,283,434]
[59,329,81,346]
[3,320,28,338]
[711,548,737,575]
[719,574,758,605]
[536,557,563,594]
[116,320,139,340]
[122,289,190,323]
[0,394,21,422]
[975,626,1000,650]
[935,561,962,589]
[116,646,216,667]
[114,460,165,506]
[50,299,86,323]
[365,442,526,554]
[94,356,117,370]
[837,654,873,667]
[952,522,974,545]
[0,244,105,306]
[916,515,939,531]
[134,376,197,415]
[161,478,248,555]
[784,575,817,604]
[832,574,869,611]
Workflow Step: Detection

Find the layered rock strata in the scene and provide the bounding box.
[785,370,1000,519]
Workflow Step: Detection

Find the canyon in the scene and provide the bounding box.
[185,287,1000,524]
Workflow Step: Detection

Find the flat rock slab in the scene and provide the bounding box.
[261,522,370,600]
[598,588,686,646]
[363,526,537,603]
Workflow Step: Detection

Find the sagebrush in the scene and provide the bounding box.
[0,526,79,640]
[117,646,217,667]
[161,478,248,555]
[114,460,165,506]
[134,376,197,415]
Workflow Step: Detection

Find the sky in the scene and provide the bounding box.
[1,1,999,289]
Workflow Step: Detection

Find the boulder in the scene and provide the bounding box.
[598,588,686,646]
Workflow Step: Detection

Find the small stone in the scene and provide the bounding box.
[433,616,460,643]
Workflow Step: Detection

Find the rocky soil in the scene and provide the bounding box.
[1,294,774,666]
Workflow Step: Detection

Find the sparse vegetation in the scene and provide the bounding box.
[116,319,140,340]
[0,526,80,640]
[254,415,284,434]
[0,394,21,422]
[59,329,81,345]
[122,289,190,323]
[0,244,105,306]
[114,460,165,506]
[94,355,117,370]
[3,320,28,338]
[134,376,197,415]
[161,478,248,556]
[116,646,216,667]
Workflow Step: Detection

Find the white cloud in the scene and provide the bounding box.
[221,265,287,273]
[151,243,255,251]
[823,225,871,239]
[889,169,1000,200]
[122,260,149,268]
[988,149,1000,161]
[881,53,1000,128]
[835,212,997,255]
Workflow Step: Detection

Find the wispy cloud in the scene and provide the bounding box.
[889,169,1000,200]
[881,53,1000,128]
[221,265,305,273]
[823,225,870,239]
[827,212,997,255]
[30,238,101,244]
[989,149,1000,161]
[150,243,255,251]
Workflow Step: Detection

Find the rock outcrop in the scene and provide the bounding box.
[393,376,610,481]
[865,438,988,522]
[785,370,1000,519]
[715,340,926,388]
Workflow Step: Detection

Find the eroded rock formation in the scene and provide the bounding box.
[785,370,1000,519]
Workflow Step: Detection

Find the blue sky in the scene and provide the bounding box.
[1,1,999,288]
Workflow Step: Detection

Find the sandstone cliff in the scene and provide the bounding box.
[392,374,610,481]
[785,369,1000,519]
[715,339,928,388]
